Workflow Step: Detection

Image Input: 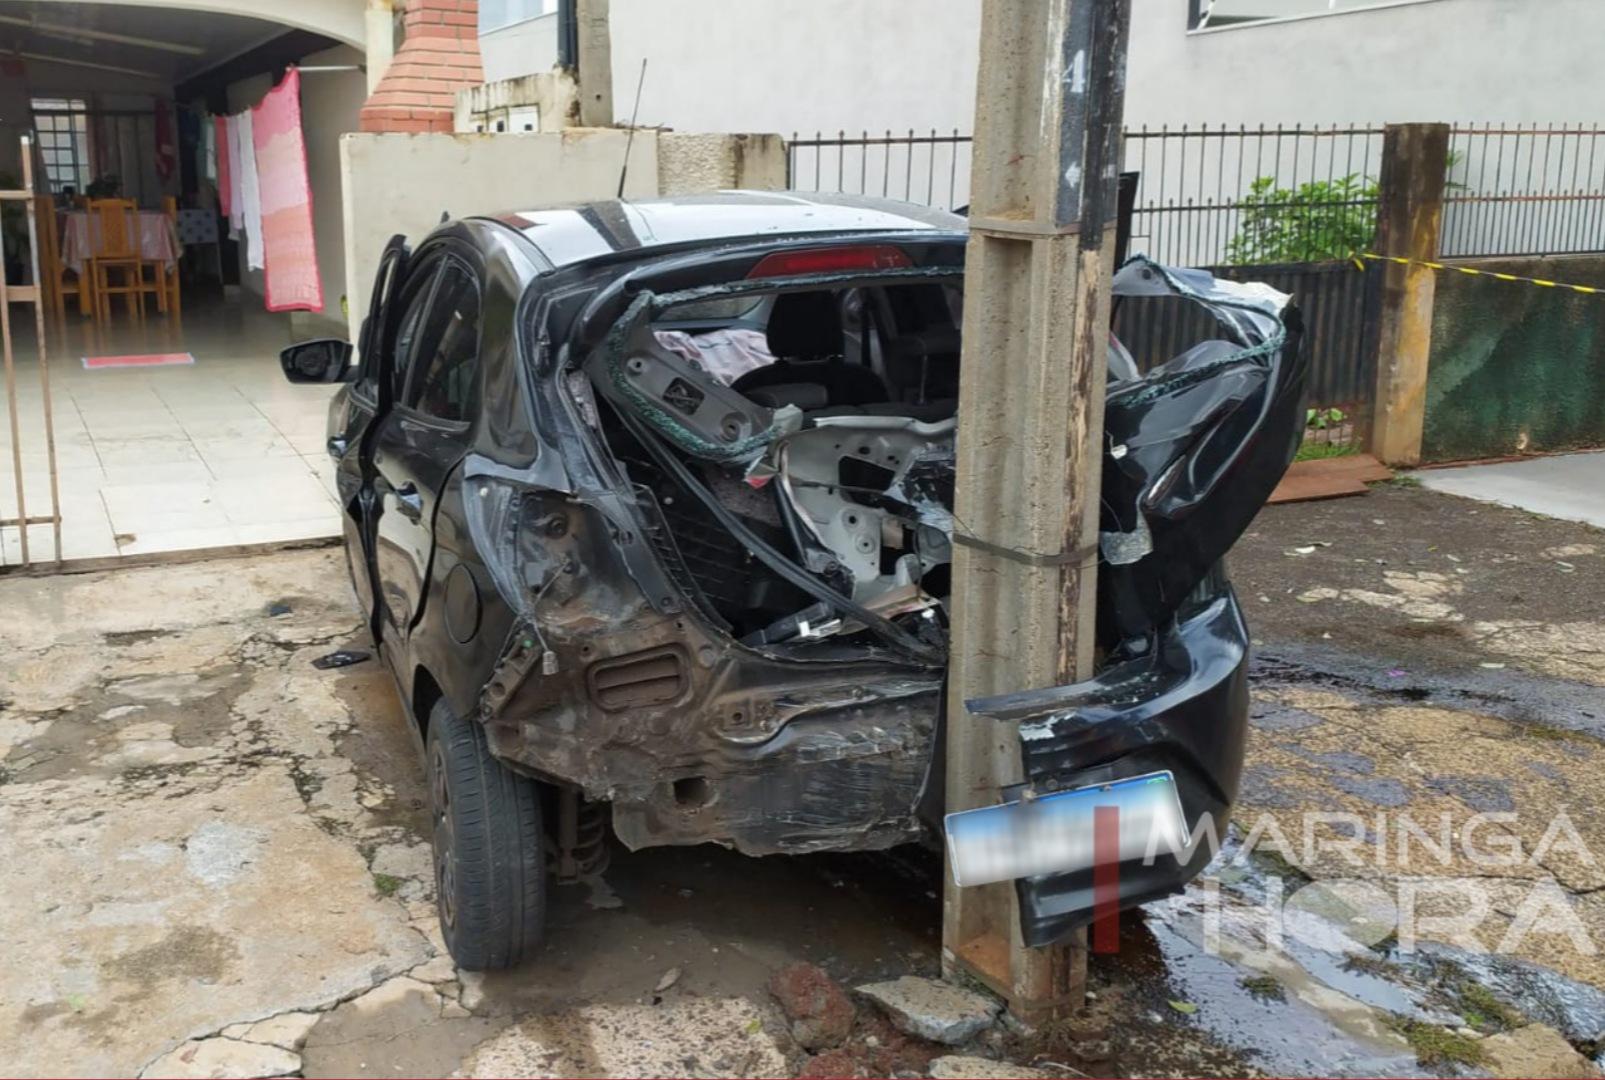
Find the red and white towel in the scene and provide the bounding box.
[251,69,320,311]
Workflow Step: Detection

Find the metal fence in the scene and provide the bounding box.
[787,121,1605,420]
[788,124,1388,264]
[1122,124,1383,266]
[787,130,973,212]
[788,122,1605,264]
[1441,123,1605,257]
[1113,259,1379,413]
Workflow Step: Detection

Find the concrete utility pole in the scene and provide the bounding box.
[1370,123,1450,467]
[943,0,1130,1022]
[575,0,615,127]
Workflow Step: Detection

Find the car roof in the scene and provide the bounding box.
[481,190,966,270]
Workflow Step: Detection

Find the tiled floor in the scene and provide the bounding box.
[0,295,341,564]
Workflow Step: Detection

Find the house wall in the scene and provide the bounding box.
[0,56,157,182]
[298,45,369,334]
[1421,255,1605,463]
[481,12,559,83]
[339,129,662,339]
[476,0,1604,133]
[338,129,785,339]
[489,0,985,134]
[1125,0,1603,128]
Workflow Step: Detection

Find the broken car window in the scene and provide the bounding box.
[409,263,483,424]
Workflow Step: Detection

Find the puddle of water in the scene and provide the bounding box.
[1136,887,1428,1079]
[1113,821,1605,1076]
[1103,830,1476,1078]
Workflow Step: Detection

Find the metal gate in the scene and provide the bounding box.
[1112,259,1380,413]
[0,137,63,569]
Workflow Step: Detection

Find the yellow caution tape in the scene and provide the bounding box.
[1356,252,1602,295]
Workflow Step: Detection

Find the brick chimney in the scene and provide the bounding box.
[359,0,484,133]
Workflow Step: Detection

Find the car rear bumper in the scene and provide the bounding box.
[964,571,1250,947]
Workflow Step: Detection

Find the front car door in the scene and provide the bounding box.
[334,235,409,631]
[370,251,485,652]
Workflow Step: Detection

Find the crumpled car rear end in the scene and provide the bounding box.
[460,242,1304,931]
[960,256,1307,945]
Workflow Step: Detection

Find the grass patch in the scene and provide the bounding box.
[1384,1015,1487,1069]
[1514,718,1602,745]
[1342,951,1399,978]
[1294,439,1358,462]
[1380,474,1423,488]
[1455,980,1522,1034]
[1239,974,1286,1002]
[372,872,404,897]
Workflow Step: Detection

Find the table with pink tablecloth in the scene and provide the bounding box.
[60,211,180,275]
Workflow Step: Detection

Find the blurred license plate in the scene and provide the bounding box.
[945,771,1188,887]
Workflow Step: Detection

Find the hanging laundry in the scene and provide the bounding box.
[236,109,264,272]
[214,116,230,219]
[251,68,322,312]
[226,114,245,235]
[155,99,177,185]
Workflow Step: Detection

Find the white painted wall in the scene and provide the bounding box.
[1125,0,1604,127]
[297,44,369,333]
[339,129,662,338]
[481,13,560,83]
[478,0,1604,133]
[339,129,786,339]
[607,0,982,136]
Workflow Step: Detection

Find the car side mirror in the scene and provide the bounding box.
[281,339,354,384]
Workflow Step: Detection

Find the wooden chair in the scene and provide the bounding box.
[86,198,157,322]
[34,198,87,328]
[146,195,182,318]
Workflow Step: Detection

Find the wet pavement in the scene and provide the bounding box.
[1,480,1603,1077]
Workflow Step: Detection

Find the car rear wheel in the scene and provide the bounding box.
[425,697,546,970]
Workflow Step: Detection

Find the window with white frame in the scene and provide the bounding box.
[32,97,92,195]
[479,0,554,33]
[1190,0,1440,29]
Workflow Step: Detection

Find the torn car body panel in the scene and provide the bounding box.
[321,195,1301,941]
[968,568,1251,947]
[961,258,1306,943]
[1099,258,1307,641]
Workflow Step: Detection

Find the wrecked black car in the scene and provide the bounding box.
[281,192,1305,969]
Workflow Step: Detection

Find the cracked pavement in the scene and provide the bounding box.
[0,549,939,1078]
[3,483,1605,1078]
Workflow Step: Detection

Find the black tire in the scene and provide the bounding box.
[425,698,546,970]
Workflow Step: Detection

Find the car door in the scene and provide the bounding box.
[336,236,410,631]
[370,253,484,651]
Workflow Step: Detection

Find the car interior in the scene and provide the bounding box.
[590,281,964,648]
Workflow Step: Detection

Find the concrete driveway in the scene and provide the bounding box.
[6,481,1605,1079]
[0,549,920,1079]
[1418,450,1605,529]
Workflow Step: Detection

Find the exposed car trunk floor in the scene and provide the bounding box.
[3,480,1603,1079]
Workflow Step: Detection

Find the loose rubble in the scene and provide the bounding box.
[856,976,1002,1046]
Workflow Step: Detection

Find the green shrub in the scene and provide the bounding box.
[1227,175,1379,264]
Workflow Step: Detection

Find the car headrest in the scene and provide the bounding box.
[742,381,831,411]
[765,291,842,361]
[890,326,962,361]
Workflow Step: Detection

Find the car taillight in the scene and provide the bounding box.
[746,245,911,278]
